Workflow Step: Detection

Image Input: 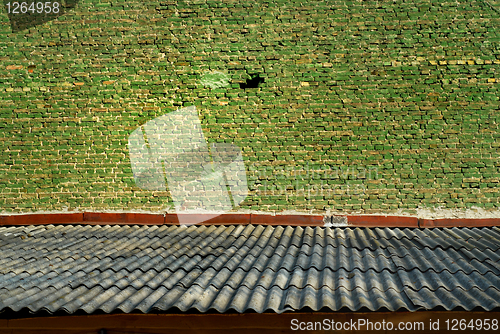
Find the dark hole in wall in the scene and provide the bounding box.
[240,74,264,89]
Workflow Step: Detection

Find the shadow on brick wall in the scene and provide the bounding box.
[3,0,78,32]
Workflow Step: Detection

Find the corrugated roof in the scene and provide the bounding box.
[0,224,499,314]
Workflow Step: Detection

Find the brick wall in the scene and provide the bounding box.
[0,0,499,214]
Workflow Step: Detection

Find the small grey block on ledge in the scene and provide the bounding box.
[325,215,348,227]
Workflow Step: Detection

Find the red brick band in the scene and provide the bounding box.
[0,213,498,227]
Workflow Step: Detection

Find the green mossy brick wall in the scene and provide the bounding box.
[0,0,499,214]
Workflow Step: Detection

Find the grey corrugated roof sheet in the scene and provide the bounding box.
[0,224,499,314]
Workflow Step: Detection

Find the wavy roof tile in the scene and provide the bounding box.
[0,224,499,314]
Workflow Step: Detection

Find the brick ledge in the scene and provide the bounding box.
[0,212,499,227]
